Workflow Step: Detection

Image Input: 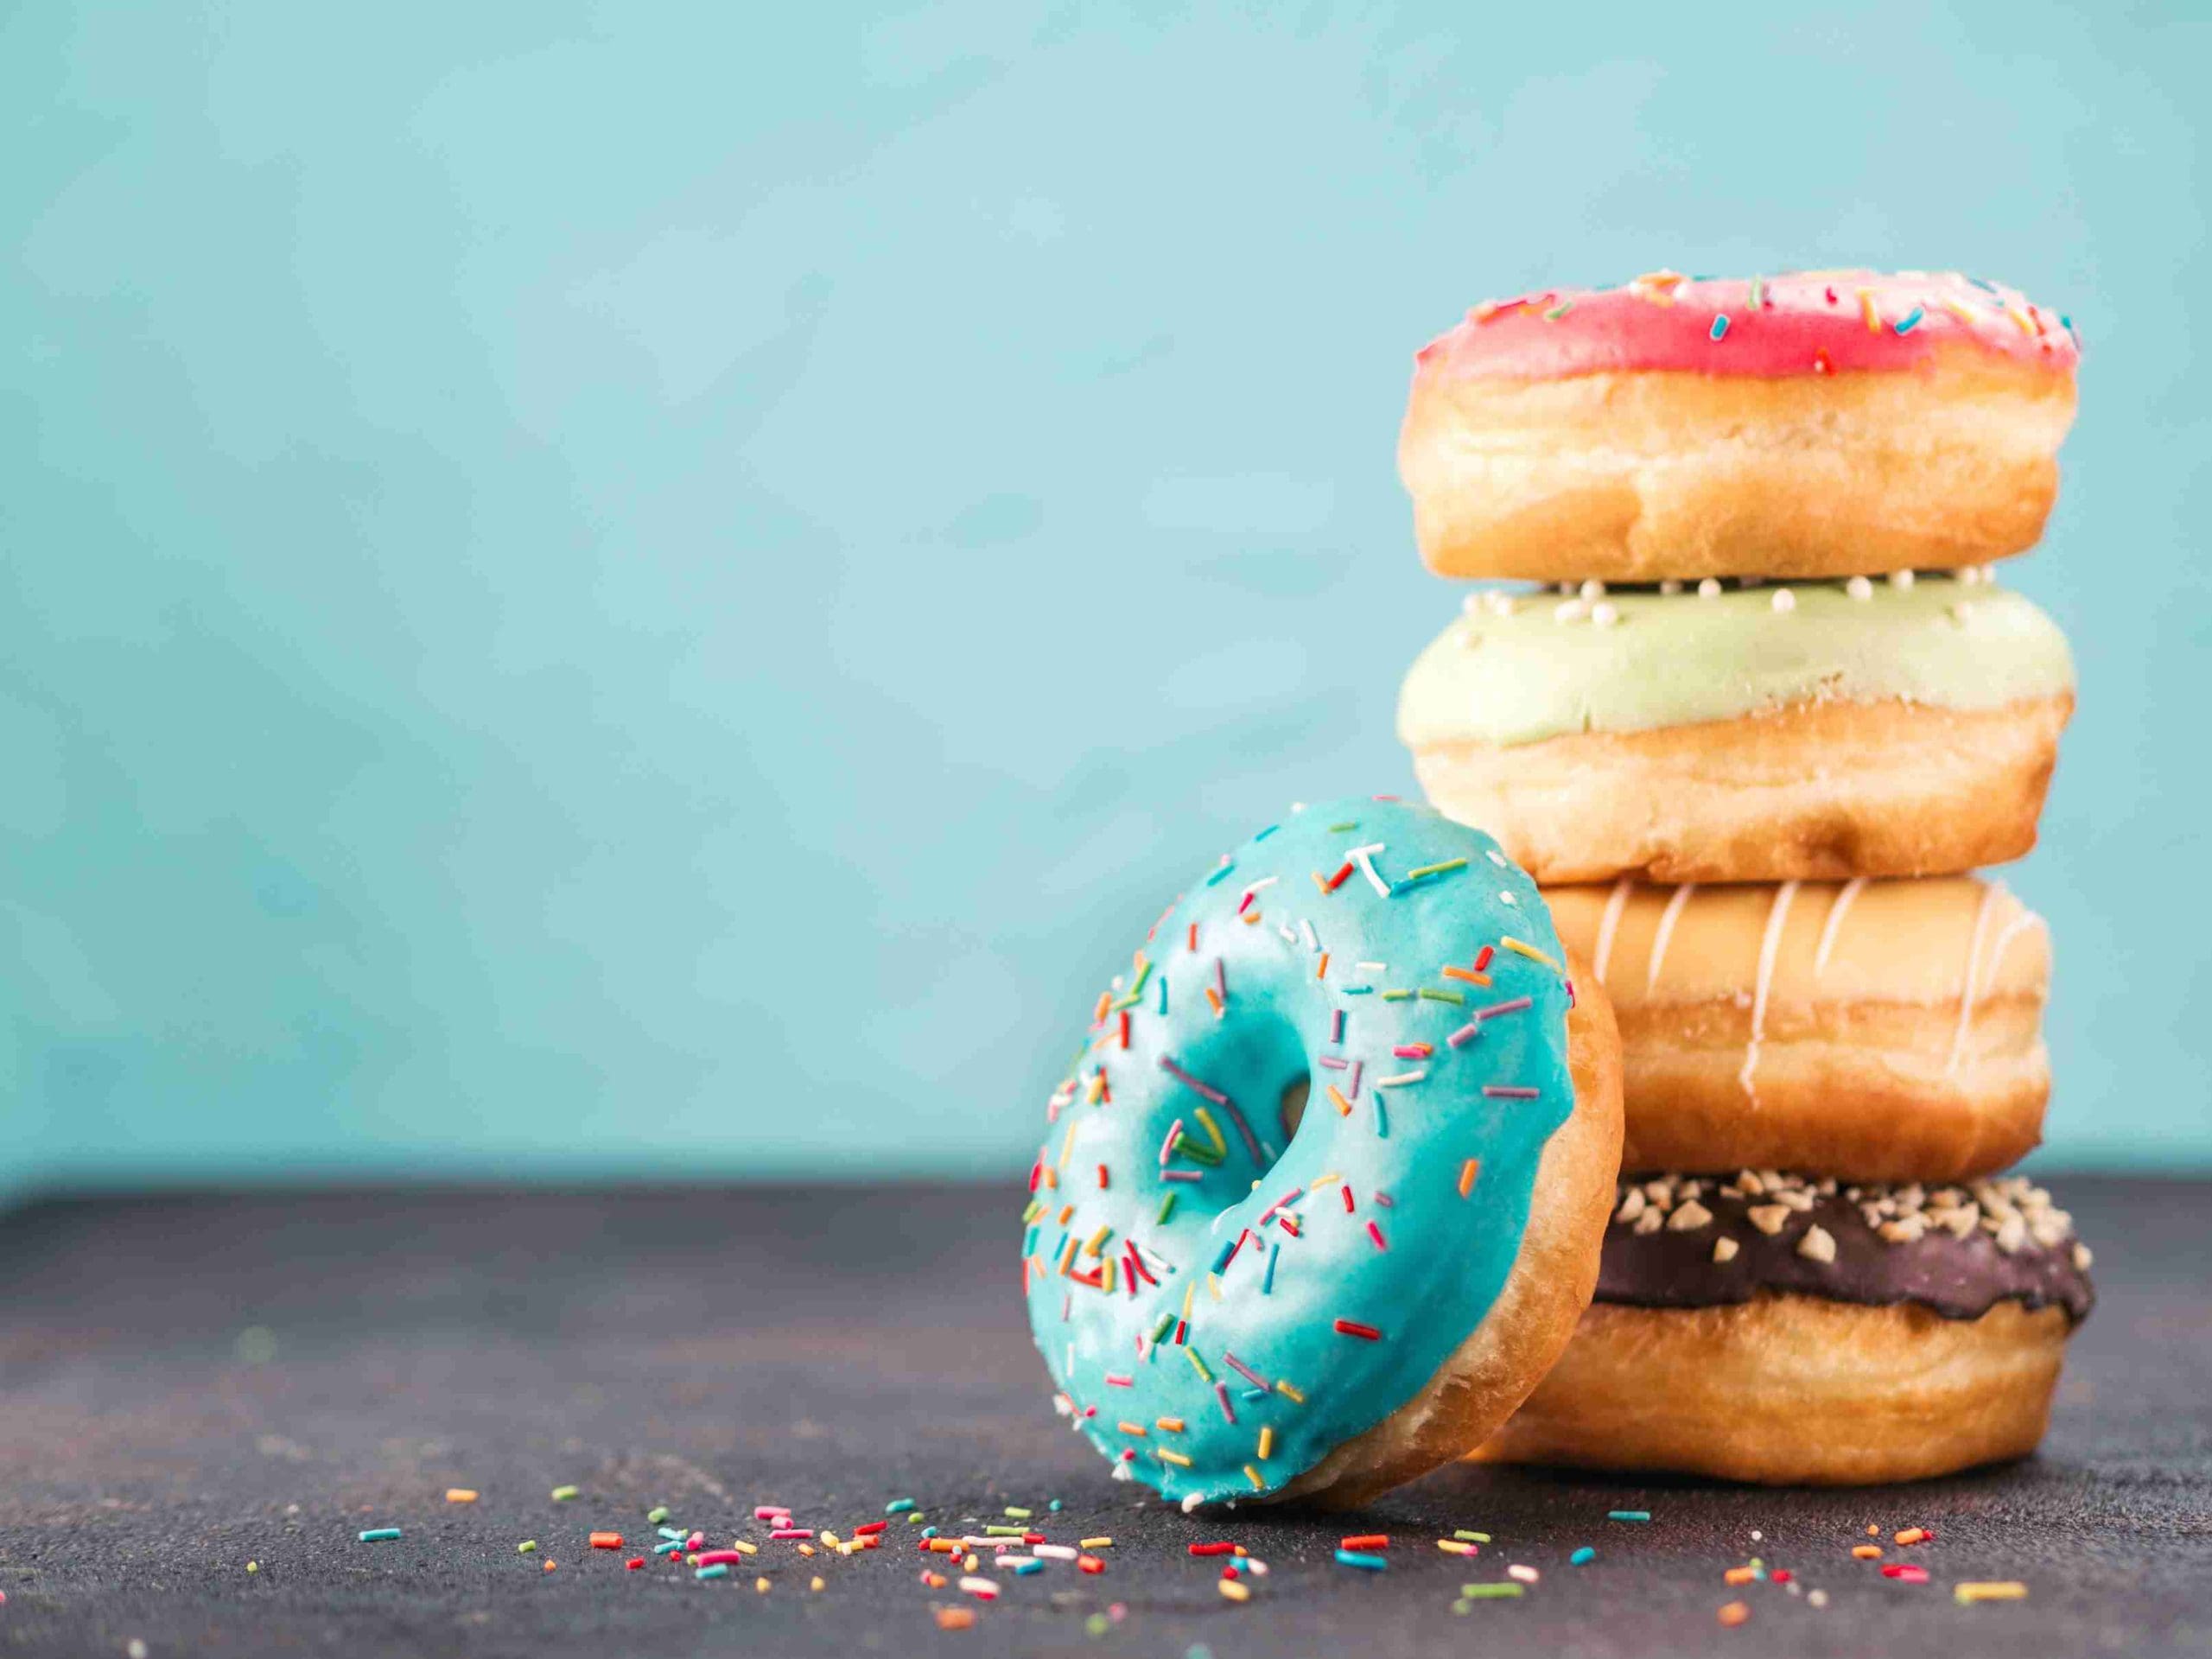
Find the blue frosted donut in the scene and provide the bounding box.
[1020,797,1623,1508]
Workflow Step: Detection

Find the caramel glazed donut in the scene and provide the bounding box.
[1398,573,2073,885]
[1546,875,2050,1185]
[1400,270,2078,582]
[1476,1171,2094,1485]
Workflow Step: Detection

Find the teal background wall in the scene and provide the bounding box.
[4,3,2208,1195]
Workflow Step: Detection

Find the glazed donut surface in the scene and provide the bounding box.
[1402,270,2078,582]
[1023,798,1624,1508]
[1548,876,2050,1182]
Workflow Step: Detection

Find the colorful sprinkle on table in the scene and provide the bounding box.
[1607,1510,1650,1522]
[358,1528,400,1543]
[1570,1547,1596,1565]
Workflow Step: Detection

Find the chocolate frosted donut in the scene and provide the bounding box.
[1475,1173,2093,1485]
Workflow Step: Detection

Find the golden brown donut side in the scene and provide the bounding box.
[1472,1295,2069,1484]
[1413,694,2071,886]
[1400,351,2077,582]
[1282,954,1624,1507]
[1614,998,2046,1182]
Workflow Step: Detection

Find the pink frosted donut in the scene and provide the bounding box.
[1400,270,2079,582]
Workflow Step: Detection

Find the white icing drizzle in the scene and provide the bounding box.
[1949,895,2043,1077]
[1981,910,2047,989]
[1592,878,1634,986]
[1738,880,1800,1101]
[1811,876,1865,979]
[1945,882,2008,1077]
[1645,881,1697,995]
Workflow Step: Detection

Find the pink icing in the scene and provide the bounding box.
[1414,270,2079,381]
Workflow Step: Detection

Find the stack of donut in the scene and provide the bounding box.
[1395,270,2091,1484]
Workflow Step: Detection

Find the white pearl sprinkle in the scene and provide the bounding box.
[1890,569,1916,589]
[1579,577,1606,601]
[1960,563,1984,585]
[1659,578,1682,596]
[1553,598,1589,623]
[1499,890,1517,906]
[1461,592,1484,614]
[1846,575,1873,601]
[1592,601,1620,627]
[1771,588,1796,613]
[1697,577,1721,599]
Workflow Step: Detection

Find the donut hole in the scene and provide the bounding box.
[1278,1077,1309,1144]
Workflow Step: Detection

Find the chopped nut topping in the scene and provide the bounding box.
[1712,1236,1739,1264]
[1609,1172,2085,1268]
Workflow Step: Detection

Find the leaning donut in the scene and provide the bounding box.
[1400,575,2073,885]
[1022,797,1622,1508]
[1400,269,2078,582]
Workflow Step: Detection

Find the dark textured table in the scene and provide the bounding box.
[0,1179,2205,1656]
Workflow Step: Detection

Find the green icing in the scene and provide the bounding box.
[1020,798,1575,1506]
[1397,576,2073,749]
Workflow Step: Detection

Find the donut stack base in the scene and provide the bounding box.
[1476,1173,2090,1485]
